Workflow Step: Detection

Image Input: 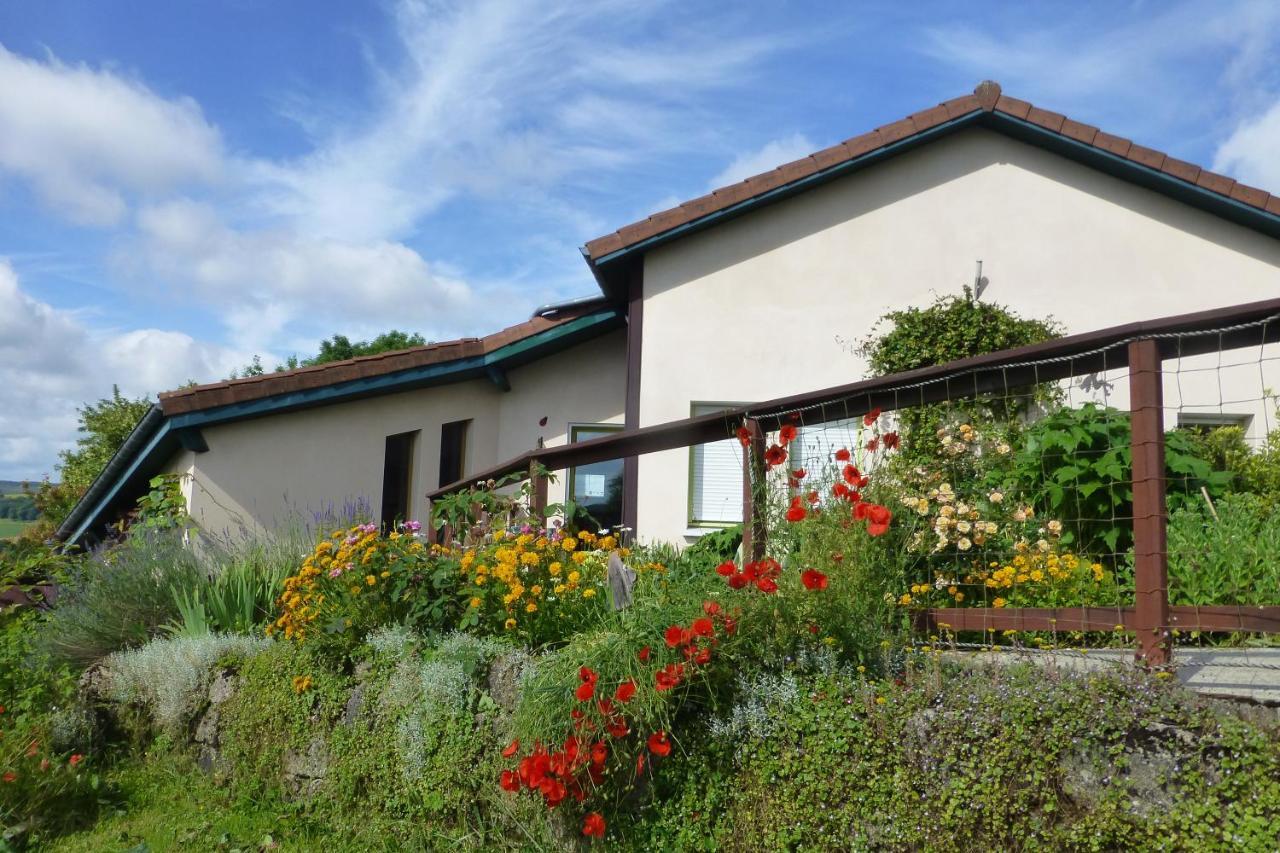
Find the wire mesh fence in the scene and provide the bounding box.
[432,299,1280,667]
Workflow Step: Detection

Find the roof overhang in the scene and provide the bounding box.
[57,307,624,547]
[583,91,1280,299]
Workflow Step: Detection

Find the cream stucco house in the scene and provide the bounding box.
[59,81,1280,548]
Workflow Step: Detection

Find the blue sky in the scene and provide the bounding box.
[1,0,1279,480]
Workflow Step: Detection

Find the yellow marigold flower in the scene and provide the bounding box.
[530,585,543,596]
[567,571,581,584]
[954,592,965,603]
[548,561,562,576]
[600,536,617,550]
[898,593,912,606]
[993,597,1007,608]
[380,571,391,578]
[520,552,540,566]
[562,537,577,551]
[572,551,588,565]
[470,597,482,608]
[554,584,567,595]
[525,602,538,613]
[875,696,886,705]
[475,576,487,586]
[365,575,377,586]
[504,618,517,630]
[582,589,596,598]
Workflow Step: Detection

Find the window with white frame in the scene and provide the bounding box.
[689,403,746,526]
[791,415,863,475]
[1176,412,1252,434]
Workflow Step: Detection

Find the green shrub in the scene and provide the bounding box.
[1166,492,1280,606]
[1003,403,1226,556]
[166,534,295,637]
[101,633,270,736]
[622,663,1280,851]
[41,529,203,667]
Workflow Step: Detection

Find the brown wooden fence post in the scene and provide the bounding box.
[529,459,548,522]
[740,418,767,562]
[1129,338,1171,666]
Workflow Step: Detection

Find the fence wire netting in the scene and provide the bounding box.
[739,314,1280,666]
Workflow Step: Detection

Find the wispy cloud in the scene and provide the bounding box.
[0,43,223,226]
[708,133,816,189]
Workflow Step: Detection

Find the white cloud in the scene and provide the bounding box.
[0,260,249,479]
[1213,98,1280,190]
[708,133,816,189]
[126,199,475,348]
[0,43,223,226]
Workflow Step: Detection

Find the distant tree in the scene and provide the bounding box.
[32,386,152,530]
[229,330,428,379]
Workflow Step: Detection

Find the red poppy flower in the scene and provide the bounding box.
[785,504,807,523]
[694,647,711,665]
[755,576,778,594]
[691,616,714,637]
[637,646,651,662]
[579,666,598,684]
[764,444,787,468]
[834,448,851,462]
[664,625,684,647]
[883,431,900,450]
[583,812,606,838]
[715,560,736,577]
[541,777,567,807]
[502,738,520,758]
[723,617,737,634]
[792,467,807,480]
[807,490,819,504]
[779,424,797,445]
[2,772,15,783]
[575,680,596,702]
[854,501,871,520]
[655,663,684,692]
[647,731,672,757]
[606,717,630,738]
[842,464,861,485]
[865,437,879,452]
[500,769,521,792]
[864,407,881,426]
[736,425,752,447]
[614,679,636,702]
[727,573,749,589]
[866,504,892,537]
[590,741,609,765]
[702,600,721,616]
[801,569,829,590]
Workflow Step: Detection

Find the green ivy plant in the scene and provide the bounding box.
[856,287,1063,469]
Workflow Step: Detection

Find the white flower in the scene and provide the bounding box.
[956,520,972,534]
[997,443,1011,455]
[988,491,1004,504]
[957,537,972,551]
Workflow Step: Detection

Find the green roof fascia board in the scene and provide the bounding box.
[590,109,1280,280]
[63,309,622,544]
[64,420,174,547]
[985,111,1280,239]
[169,309,623,431]
[589,109,986,271]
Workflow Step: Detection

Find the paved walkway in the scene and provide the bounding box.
[945,646,1280,706]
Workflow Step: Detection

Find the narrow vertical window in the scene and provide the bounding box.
[439,419,470,488]
[569,424,624,531]
[381,430,418,532]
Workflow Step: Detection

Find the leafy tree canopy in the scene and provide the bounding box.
[230,330,428,379]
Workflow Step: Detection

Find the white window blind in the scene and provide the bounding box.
[690,403,745,524]
[792,416,862,475]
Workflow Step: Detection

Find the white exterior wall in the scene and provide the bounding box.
[636,127,1280,545]
[181,330,625,537]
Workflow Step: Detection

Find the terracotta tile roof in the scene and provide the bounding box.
[159,299,616,416]
[583,80,1280,262]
